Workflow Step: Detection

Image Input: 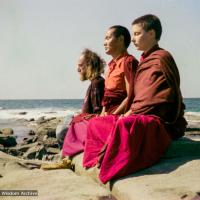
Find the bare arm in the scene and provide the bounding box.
[112,77,129,115]
[100,106,107,116]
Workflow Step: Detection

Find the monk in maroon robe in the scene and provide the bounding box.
[83,14,187,183]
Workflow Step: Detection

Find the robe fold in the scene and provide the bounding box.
[83,114,171,183]
[131,48,187,139]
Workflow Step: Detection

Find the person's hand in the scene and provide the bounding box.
[83,114,95,120]
[100,111,107,117]
[124,110,133,117]
[118,114,124,119]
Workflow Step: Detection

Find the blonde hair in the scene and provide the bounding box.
[81,49,105,80]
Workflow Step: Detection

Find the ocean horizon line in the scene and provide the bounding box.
[0,97,200,100]
[0,98,84,101]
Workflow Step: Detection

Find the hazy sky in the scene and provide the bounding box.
[0,0,199,99]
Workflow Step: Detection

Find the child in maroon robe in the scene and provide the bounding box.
[83,14,187,183]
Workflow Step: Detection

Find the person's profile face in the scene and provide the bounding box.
[77,55,87,81]
[131,24,153,52]
[104,28,120,56]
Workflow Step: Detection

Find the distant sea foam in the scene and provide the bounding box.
[0,99,82,120]
[0,98,199,120]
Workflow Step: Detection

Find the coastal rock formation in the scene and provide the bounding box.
[0,152,111,200]
[0,135,17,147]
[72,138,200,200]
[0,128,14,135]
[0,117,61,160]
[1,115,200,200]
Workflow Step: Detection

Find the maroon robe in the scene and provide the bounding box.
[62,76,104,156]
[102,55,138,113]
[131,46,187,139]
[83,46,187,183]
[81,76,105,114]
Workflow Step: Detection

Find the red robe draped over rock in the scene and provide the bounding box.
[83,46,187,183]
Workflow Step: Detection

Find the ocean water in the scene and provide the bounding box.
[0,99,82,120]
[0,99,83,142]
[0,98,199,120]
[0,98,199,141]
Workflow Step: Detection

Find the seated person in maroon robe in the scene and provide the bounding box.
[100,25,138,116]
[56,48,105,148]
[83,14,187,183]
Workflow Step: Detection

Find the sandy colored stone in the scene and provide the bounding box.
[0,152,111,200]
[72,138,200,200]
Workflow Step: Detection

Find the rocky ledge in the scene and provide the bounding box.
[0,116,200,200]
[0,117,62,160]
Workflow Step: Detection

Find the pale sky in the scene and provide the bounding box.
[0,0,199,99]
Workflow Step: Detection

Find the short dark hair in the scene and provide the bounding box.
[132,14,162,41]
[109,25,131,48]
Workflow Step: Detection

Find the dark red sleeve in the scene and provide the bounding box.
[124,55,138,111]
[90,77,105,113]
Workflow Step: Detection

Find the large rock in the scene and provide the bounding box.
[21,135,38,145]
[43,137,58,148]
[164,137,200,158]
[22,145,47,159]
[0,152,111,200]
[0,135,17,147]
[46,147,60,154]
[72,137,200,200]
[0,128,14,135]
[9,142,40,155]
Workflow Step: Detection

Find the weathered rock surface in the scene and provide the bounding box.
[0,152,111,200]
[0,128,14,135]
[0,117,61,160]
[1,116,200,200]
[0,135,17,147]
[72,137,200,200]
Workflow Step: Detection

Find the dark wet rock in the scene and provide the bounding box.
[28,118,35,122]
[7,142,39,157]
[46,129,56,138]
[48,117,57,120]
[37,128,56,139]
[23,145,47,159]
[0,128,14,135]
[28,130,36,135]
[18,112,27,115]
[164,137,200,158]
[15,142,39,152]
[21,136,38,145]
[0,135,17,147]
[46,147,60,154]
[8,147,23,157]
[43,137,58,148]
